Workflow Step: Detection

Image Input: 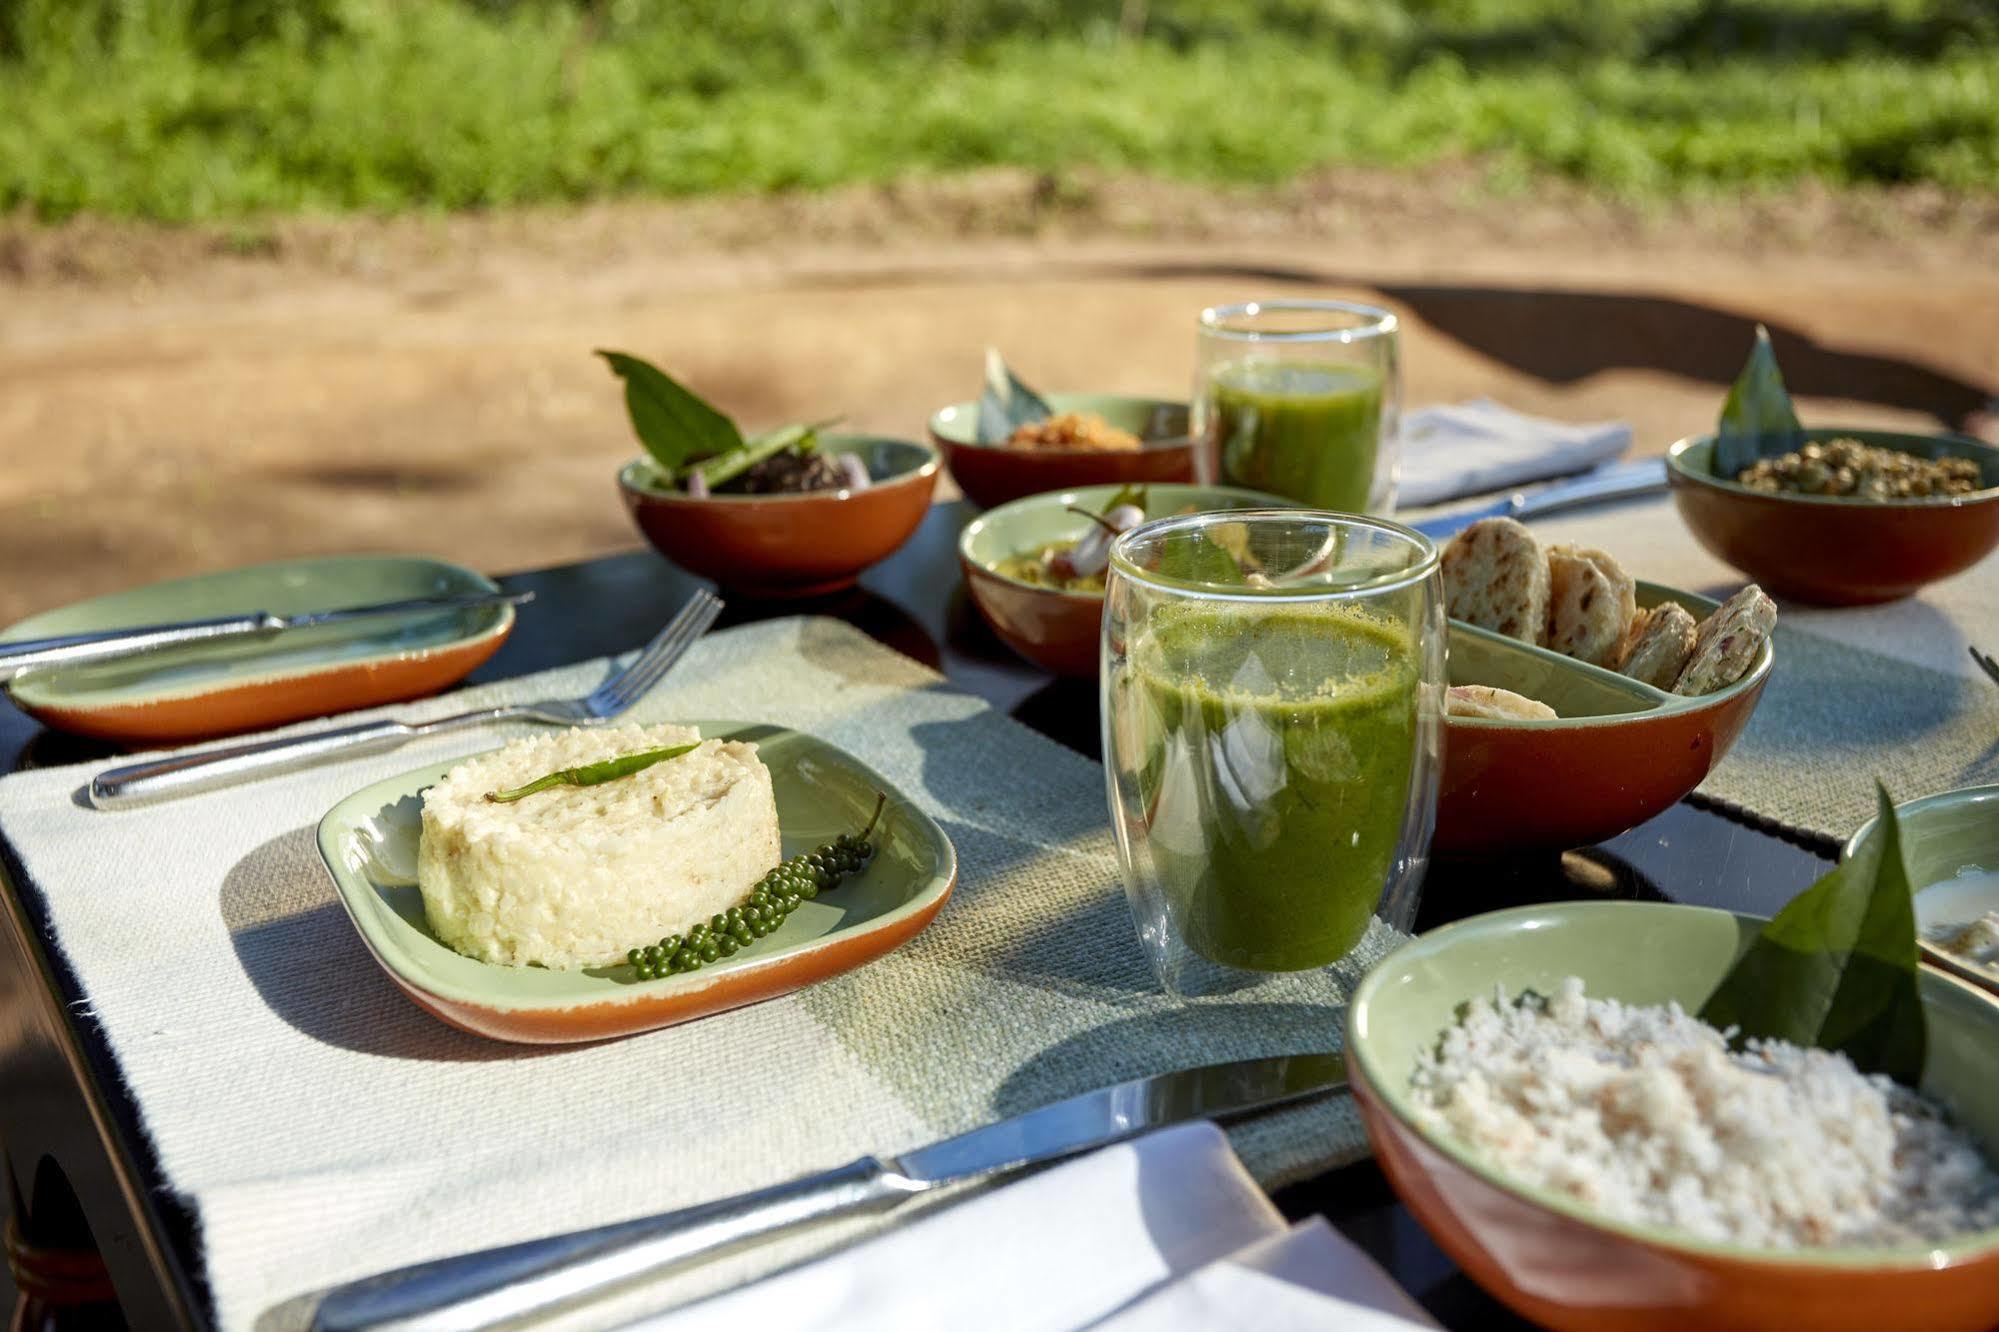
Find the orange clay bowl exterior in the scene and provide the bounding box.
[928,393,1198,510]
[1347,901,1999,1332]
[619,436,938,599]
[1668,430,1999,606]
[1436,582,1771,856]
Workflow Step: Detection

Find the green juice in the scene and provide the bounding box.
[1127,602,1417,972]
[1209,360,1384,511]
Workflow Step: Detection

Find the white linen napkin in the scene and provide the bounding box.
[1398,398,1631,507]
[638,1122,1437,1332]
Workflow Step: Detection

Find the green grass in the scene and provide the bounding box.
[2,0,1995,221]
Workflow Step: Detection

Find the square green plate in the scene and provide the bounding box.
[316,720,956,1044]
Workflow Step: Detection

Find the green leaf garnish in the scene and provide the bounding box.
[486,742,701,804]
[1714,324,1805,478]
[687,417,843,491]
[598,349,745,477]
[1154,528,1247,586]
[1699,783,1925,1084]
[975,347,1054,444]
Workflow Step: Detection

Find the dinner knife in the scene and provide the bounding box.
[0,591,533,684]
[1407,456,1667,541]
[310,1051,1347,1332]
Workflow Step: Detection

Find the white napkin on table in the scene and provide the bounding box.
[1399,399,1631,507]
[637,1122,1437,1332]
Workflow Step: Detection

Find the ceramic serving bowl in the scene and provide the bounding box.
[1667,430,1999,606]
[318,719,956,1043]
[1436,582,1771,857]
[1844,784,1999,998]
[1348,900,1999,1332]
[928,393,1199,510]
[958,482,1288,676]
[619,436,939,599]
[1,555,515,745]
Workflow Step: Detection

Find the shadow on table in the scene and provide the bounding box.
[989,1003,1343,1121]
[219,827,561,1063]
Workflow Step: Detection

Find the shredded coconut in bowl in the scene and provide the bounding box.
[1410,977,1999,1251]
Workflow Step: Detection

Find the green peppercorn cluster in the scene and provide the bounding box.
[627,799,883,982]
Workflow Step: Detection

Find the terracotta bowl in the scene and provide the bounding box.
[957,482,1287,676]
[1347,900,1999,1332]
[928,393,1199,509]
[1667,430,1999,605]
[618,436,938,598]
[1436,582,1771,857]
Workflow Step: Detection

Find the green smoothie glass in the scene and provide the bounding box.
[1194,299,1401,514]
[1102,510,1444,998]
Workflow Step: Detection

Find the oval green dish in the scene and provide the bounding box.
[1348,900,1999,1332]
[1844,784,1999,998]
[315,719,957,1044]
[957,481,1290,676]
[928,392,1198,509]
[1437,581,1773,856]
[2,554,516,745]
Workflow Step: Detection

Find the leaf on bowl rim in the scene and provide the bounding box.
[598,350,744,477]
[1698,783,1926,1084]
[976,347,1055,444]
[1713,324,1805,479]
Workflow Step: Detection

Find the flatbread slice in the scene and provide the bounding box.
[1618,603,1698,689]
[1441,518,1550,646]
[1446,685,1557,721]
[1674,585,1777,695]
[1546,544,1637,667]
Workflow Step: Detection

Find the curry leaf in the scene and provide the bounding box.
[1154,528,1247,587]
[1699,784,1926,1084]
[976,347,1055,444]
[597,350,744,475]
[1714,324,1805,478]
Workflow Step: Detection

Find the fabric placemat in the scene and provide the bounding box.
[1517,495,1999,842]
[0,617,1386,1331]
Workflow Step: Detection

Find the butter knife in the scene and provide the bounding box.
[0,591,533,684]
[1407,456,1667,541]
[311,1051,1347,1332]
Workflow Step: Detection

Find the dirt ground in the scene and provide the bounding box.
[2,169,1996,624]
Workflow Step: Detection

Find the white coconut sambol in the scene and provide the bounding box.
[418,723,781,968]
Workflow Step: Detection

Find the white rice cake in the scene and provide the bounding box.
[1441,518,1550,646]
[1546,544,1637,668]
[1619,602,1699,689]
[1675,585,1777,696]
[1446,684,1557,721]
[418,723,781,969]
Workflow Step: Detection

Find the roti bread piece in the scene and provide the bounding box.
[1546,544,1638,668]
[1446,684,1558,721]
[1441,518,1551,645]
[1674,585,1777,695]
[1618,602,1699,689]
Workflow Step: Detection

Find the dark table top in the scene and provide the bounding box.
[0,500,1838,1329]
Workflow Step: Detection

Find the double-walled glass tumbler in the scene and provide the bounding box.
[1193,300,1402,514]
[1101,511,1444,998]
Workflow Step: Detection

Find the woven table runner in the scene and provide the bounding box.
[1520,495,1999,844]
[0,617,1385,1331]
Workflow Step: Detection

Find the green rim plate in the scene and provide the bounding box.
[1844,784,1999,997]
[316,719,956,1031]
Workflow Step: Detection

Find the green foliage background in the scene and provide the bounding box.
[2,0,1994,221]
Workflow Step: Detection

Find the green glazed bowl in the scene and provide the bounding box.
[1845,784,1999,998]
[928,392,1199,509]
[1347,900,1999,1332]
[957,481,1290,676]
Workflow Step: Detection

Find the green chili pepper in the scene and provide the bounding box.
[484,741,701,804]
[685,417,843,491]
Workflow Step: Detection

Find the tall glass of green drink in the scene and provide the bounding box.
[1194,300,1401,514]
[1102,510,1444,998]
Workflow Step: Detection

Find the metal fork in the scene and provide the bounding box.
[1973,645,1999,688]
[88,589,724,810]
